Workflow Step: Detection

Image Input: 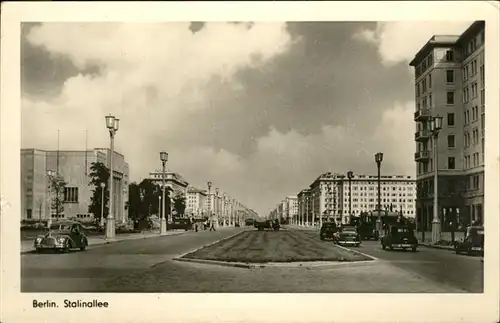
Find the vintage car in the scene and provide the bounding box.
[334,230,361,247]
[454,226,484,256]
[381,224,417,252]
[167,218,192,231]
[320,222,338,241]
[34,220,88,253]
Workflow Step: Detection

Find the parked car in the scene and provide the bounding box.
[34,220,88,253]
[454,226,484,256]
[381,224,417,252]
[334,230,361,247]
[320,222,338,241]
[167,218,191,231]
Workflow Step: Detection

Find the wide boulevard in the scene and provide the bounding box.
[21,228,483,293]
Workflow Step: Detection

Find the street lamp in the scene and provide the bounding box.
[216,188,220,227]
[100,182,106,227]
[430,115,443,243]
[159,151,168,235]
[207,181,212,224]
[46,169,55,227]
[375,152,383,238]
[105,114,119,239]
[347,171,354,224]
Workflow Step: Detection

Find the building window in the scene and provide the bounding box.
[447,135,455,148]
[448,157,455,170]
[64,187,79,203]
[27,209,32,219]
[428,73,432,88]
[482,138,485,162]
[473,175,479,189]
[445,50,454,61]
[422,78,427,93]
[481,89,485,106]
[447,91,455,105]
[429,93,432,107]
[480,65,485,86]
[472,82,478,98]
[447,113,455,126]
[463,87,469,103]
[446,70,454,83]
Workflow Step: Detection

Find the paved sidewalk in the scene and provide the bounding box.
[21,230,187,253]
[416,231,464,250]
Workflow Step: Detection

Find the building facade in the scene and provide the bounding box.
[186,187,207,218]
[21,148,129,223]
[410,21,485,230]
[285,195,298,224]
[148,170,189,196]
[297,188,311,225]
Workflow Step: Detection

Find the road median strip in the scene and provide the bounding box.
[173,230,374,269]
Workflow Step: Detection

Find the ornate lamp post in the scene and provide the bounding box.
[430,115,443,243]
[159,151,168,234]
[222,193,227,227]
[375,152,383,238]
[100,182,106,227]
[207,181,212,223]
[105,114,119,239]
[215,188,220,227]
[46,169,55,227]
[347,171,354,224]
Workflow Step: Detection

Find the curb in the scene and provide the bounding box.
[418,243,454,251]
[21,231,187,255]
[172,257,377,269]
[333,243,380,261]
[175,229,248,259]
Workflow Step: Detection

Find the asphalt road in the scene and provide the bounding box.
[353,238,484,293]
[21,228,481,293]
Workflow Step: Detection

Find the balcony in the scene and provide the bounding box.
[414,150,430,162]
[414,108,431,121]
[415,130,431,142]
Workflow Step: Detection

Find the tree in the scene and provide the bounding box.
[138,179,162,219]
[128,182,141,221]
[172,191,186,217]
[88,162,110,225]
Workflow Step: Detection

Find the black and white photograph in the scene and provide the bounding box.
[1,2,499,323]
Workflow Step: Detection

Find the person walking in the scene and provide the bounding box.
[210,219,216,231]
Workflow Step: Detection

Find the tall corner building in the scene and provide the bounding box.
[409,21,485,230]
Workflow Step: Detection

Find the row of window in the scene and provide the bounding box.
[462,31,484,60]
[464,153,482,169]
[464,106,482,125]
[463,82,479,103]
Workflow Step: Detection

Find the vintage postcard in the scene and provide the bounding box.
[1,1,499,322]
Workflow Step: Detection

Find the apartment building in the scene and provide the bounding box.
[306,172,416,225]
[285,195,298,223]
[186,186,207,218]
[410,21,485,229]
[21,148,129,223]
[148,170,189,196]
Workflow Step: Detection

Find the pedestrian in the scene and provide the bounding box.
[210,219,216,231]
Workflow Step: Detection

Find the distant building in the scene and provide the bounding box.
[294,172,416,225]
[285,195,298,223]
[186,186,207,218]
[148,170,189,196]
[410,21,485,228]
[21,148,129,223]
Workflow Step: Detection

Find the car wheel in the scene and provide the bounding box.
[80,244,86,251]
[402,248,407,252]
[36,248,41,253]
[411,246,417,252]
[455,249,460,254]
[381,244,386,250]
[388,244,393,251]
[320,236,325,241]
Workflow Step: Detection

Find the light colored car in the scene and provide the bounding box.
[334,231,361,247]
[34,220,88,253]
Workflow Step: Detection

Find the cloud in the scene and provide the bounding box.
[22,22,294,180]
[353,21,474,66]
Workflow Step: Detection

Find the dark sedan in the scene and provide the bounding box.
[454,226,484,256]
[334,231,361,247]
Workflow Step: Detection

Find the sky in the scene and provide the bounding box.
[21,21,473,215]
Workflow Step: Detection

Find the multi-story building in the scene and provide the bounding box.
[410,21,485,230]
[297,188,311,225]
[340,174,416,224]
[186,186,207,218]
[21,148,129,223]
[283,195,298,223]
[148,170,189,197]
[303,172,416,225]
